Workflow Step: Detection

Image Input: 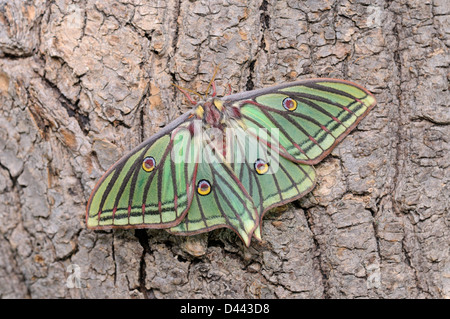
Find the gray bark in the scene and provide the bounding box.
[0,0,448,298]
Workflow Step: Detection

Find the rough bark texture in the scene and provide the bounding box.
[0,0,448,299]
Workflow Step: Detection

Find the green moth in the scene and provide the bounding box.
[86,78,376,247]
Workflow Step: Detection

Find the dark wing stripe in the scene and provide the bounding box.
[297,164,315,184]
[347,99,365,114]
[238,154,245,182]
[283,92,361,139]
[286,93,349,128]
[253,97,334,130]
[209,172,236,228]
[283,113,332,147]
[242,113,306,158]
[272,106,338,139]
[100,194,189,219]
[196,191,208,230]
[86,113,196,229]
[97,164,124,217]
[240,145,256,198]
[241,116,296,158]
[184,134,193,202]
[256,103,330,151]
[267,162,283,202]
[203,141,255,220]
[141,138,172,216]
[272,168,284,201]
[211,162,256,223]
[235,132,263,214]
[157,165,163,223]
[280,91,344,111]
[213,175,249,235]
[98,146,148,218]
[303,82,368,105]
[116,157,142,204]
[294,94,356,125]
[169,154,178,217]
[118,144,153,215]
[277,161,302,194]
[258,104,326,152]
[127,145,151,209]
[292,97,346,131]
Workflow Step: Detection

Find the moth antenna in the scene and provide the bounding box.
[211,81,217,97]
[225,83,232,96]
[171,83,201,105]
[204,64,221,98]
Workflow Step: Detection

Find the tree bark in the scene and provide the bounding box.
[0,0,448,298]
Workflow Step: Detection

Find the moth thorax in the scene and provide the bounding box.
[203,101,223,127]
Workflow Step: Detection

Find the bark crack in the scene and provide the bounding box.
[387,1,431,297]
[39,70,90,135]
[245,0,270,91]
[303,207,330,298]
[112,233,117,285]
[0,163,31,298]
[134,229,153,298]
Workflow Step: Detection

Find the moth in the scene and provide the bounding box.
[86,76,376,247]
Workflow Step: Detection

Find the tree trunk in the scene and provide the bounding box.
[0,0,448,299]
